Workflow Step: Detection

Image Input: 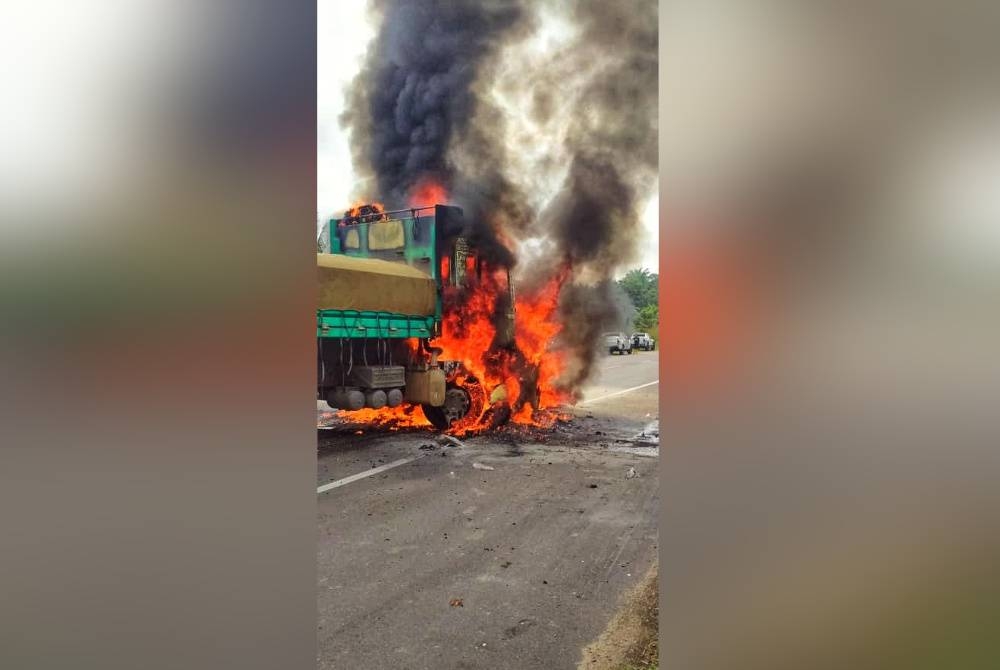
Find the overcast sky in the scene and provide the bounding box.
[317,2,659,275]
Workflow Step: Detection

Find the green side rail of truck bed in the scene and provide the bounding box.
[317,310,437,339]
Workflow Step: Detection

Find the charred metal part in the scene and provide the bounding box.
[442,387,472,424]
[438,360,465,378]
[420,338,444,368]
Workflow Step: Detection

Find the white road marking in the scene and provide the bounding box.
[317,454,426,494]
[579,380,659,405]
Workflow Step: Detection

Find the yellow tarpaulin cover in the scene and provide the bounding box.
[368,220,405,250]
[317,253,436,316]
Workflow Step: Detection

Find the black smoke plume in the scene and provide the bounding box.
[343,0,529,200]
[534,0,658,391]
[343,0,658,394]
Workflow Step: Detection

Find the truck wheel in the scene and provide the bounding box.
[441,387,472,424]
[420,404,449,430]
[421,385,476,430]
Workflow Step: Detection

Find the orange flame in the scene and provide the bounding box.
[335,404,431,429]
[334,177,574,434]
[407,178,448,208]
[343,201,387,222]
[434,262,572,430]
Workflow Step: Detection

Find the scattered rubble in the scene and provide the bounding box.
[318,404,662,458]
[437,434,467,448]
[472,462,495,471]
[633,421,659,445]
[449,598,463,607]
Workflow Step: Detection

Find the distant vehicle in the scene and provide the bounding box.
[605,332,632,355]
[631,332,655,351]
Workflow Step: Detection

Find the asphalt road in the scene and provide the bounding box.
[317,350,659,669]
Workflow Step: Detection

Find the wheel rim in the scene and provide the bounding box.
[442,387,472,424]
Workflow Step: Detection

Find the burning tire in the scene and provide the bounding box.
[420,382,484,431]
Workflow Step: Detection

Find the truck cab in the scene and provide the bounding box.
[317,203,512,430]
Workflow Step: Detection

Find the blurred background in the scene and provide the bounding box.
[2,1,999,668]
[0,2,316,669]
[659,1,1000,668]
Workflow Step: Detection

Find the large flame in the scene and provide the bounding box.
[407,178,448,208]
[337,179,571,433]
[434,261,572,433]
[333,405,431,430]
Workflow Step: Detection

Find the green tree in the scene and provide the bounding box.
[633,304,659,337]
[618,268,658,311]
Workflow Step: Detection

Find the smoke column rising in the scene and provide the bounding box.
[343,0,657,395]
[342,1,529,205]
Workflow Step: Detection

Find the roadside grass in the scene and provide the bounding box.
[579,564,659,670]
[613,568,659,670]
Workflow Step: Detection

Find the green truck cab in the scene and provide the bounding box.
[317,204,510,429]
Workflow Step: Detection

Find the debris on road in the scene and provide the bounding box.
[626,467,637,479]
[633,421,659,446]
[472,462,495,471]
[437,435,466,448]
[419,443,437,450]
[449,598,464,607]
[589,484,598,489]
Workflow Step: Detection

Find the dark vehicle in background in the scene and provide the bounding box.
[631,332,655,351]
[605,332,632,355]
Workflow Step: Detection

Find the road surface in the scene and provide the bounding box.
[317,350,659,669]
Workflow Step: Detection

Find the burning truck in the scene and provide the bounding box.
[318,202,564,432]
